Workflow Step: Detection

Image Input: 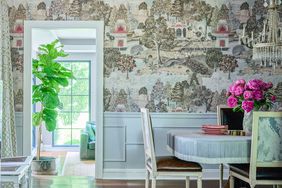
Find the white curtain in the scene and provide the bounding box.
[0,0,17,157]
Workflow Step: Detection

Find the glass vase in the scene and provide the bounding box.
[243,111,253,136]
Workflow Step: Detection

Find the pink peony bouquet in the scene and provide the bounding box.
[226,79,276,113]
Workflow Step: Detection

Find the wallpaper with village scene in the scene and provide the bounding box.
[7,0,282,113]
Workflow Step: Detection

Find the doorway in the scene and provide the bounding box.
[23,21,104,178]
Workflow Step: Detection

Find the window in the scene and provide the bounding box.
[53,61,90,146]
[176,28,182,37]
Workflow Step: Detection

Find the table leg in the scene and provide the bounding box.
[219,163,224,188]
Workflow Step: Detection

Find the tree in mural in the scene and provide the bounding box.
[171,82,184,106]
[89,1,112,26]
[245,15,260,38]
[151,0,171,18]
[185,57,210,85]
[218,55,238,80]
[16,4,26,19]
[49,0,65,20]
[192,86,214,112]
[252,0,267,19]
[115,4,128,22]
[170,0,184,20]
[139,87,148,95]
[104,48,121,76]
[151,79,165,104]
[116,55,136,79]
[141,16,175,65]
[227,2,240,31]
[104,88,112,111]
[191,1,215,39]
[114,89,128,112]
[205,48,223,72]
[163,82,172,106]
[217,4,229,20]
[68,0,82,20]
[145,100,156,112]
[156,101,168,112]
[209,5,220,29]
[108,5,117,27]
[210,89,227,112]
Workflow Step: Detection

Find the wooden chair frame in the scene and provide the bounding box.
[140,108,202,188]
[229,112,282,188]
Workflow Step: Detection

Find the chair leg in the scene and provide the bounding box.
[151,177,156,188]
[229,175,234,188]
[186,176,190,188]
[197,175,202,188]
[145,169,150,188]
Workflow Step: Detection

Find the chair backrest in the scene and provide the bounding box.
[250,112,282,179]
[140,108,157,172]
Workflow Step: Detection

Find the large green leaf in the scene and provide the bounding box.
[42,92,60,109]
[43,114,57,131]
[33,112,43,126]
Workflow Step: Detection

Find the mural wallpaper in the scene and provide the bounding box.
[7,0,282,113]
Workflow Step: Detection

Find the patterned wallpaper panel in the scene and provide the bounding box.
[7,0,282,112]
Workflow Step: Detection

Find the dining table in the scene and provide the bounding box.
[167,130,252,188]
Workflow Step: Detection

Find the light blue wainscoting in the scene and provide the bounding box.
[103,112,223,179]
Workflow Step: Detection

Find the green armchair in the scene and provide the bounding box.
[80,121,96,160]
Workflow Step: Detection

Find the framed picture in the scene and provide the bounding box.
[217,105,244,130]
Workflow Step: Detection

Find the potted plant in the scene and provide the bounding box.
[226,79,276,135]
[32,40,74,175]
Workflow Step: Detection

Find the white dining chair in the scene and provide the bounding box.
[140,108,203,188]
[229,112,282,188]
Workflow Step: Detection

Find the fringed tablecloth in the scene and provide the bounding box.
[167,130,251,164]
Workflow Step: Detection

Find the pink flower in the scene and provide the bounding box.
[271,95,277,102]
[243,90,253,100]
[247,79,263,90]
[227,96,238,108]
[234,85,244,96]
[228,84,236,94]
[242,100,254,113]
[253,90,264,101]
[265,82,273,90]
[235,79,246,86]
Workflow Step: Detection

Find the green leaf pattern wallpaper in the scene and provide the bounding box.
[7,0,282,112]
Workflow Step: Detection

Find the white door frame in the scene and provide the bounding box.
[23,21,104,178]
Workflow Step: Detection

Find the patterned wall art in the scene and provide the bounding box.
[7,0,282,113]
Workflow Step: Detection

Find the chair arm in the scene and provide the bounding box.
[80,131,89,159]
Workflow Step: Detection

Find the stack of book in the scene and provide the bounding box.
[201,125,228,135]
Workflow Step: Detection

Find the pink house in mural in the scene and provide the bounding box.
[11,20,24,49]
[112,19,128,50]
[213,20,230,49]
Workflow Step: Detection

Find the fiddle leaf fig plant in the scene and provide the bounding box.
[32,40,74,160]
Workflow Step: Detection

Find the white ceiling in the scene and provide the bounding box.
[51,29,97,39]
[32,28,97,53]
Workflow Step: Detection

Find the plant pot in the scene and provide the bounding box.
[31,156,57,175]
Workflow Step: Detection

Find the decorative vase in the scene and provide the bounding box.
[243,111,253,136]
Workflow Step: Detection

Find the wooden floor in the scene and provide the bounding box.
[31,176,220,188]
[31,176,275,188]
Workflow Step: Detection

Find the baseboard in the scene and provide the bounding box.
[102,168,229,180]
